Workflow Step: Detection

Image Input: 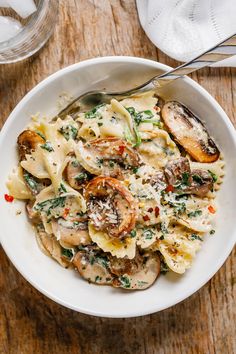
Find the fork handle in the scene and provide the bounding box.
[153,33,236,86]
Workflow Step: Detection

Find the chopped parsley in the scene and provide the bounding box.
[98,122,103,127]
[187,210,202,218]
[85,103,105,119]
[58,125,78,140]
[58,183,67,194]
[109,161,115,168]
[36,131,46,140]
[192,174,204,185]
[133,124,142,147]
[126,107,156,125]
[160,259,169,274]
[168,201,186,215]
[61,247,73,259]
[208,170,218,183]
[95,275,102,282]
[124,126,134,145]
[72,160,79,168]
[182,172,190,185]
[189,233,203,241]
[119,276,131,289]
[34,197,66,216]
[96,256,109,269]
[174,172,190,189]
[130,229,137,238]
[96,158,104,167]
[75,172,88,182]
[23,171,39,194]
[210,229,215,235]
[40,141,54,152]
[132,167,139,174]
[143,228,154,240]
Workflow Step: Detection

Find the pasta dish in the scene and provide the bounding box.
[7,91,224,290]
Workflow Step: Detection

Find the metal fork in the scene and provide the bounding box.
[56,33,236,119]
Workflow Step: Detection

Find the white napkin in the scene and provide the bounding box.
[136,0,236,67]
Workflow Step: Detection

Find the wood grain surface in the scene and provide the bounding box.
[0,1,235,353]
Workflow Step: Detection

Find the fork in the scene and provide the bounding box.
[56,32,236,119]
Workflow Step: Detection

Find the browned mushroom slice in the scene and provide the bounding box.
[66,156,91,190]
[51,218,91,247]
[164,158,213,197]
[85,176,137,238]
[73,246,113,285]
[76,137,140,179]
[36,226,70,268]
[189,169,213,197]
[111,251,160,290]
[161,101,220,162]
[26,200,41,224]
[17,130,45,161]
[164,157,191,186]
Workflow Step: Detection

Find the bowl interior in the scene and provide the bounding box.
[0,57,235,317]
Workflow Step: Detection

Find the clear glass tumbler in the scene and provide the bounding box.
[0,0,58,64]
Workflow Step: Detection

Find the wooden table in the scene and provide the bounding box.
[0,1,235,353]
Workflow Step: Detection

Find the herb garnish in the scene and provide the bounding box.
[187,210,202,218]
[130,229,137,238]
[61,247,73,259]
[85,103,105,119]
[58,125,78,140]
[36,131,46,140]
[189,233,203,241]
[40,141,54,152]
[160,259,169,274]
[119,276,131,288]
[75,172,88,182]
[23,171,39,194]
[58,183,67,194]
[34,197,66,216]
[143,228,154,240]
[208,170,218,182]
[192,174,204,185]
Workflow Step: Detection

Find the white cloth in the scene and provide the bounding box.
[136,0,236,67]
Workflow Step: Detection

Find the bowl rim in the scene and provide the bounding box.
[0,56,236,318]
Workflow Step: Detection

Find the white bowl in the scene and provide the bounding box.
[0,57,235,318]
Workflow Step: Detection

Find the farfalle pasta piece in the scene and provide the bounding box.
[88,223,136,259]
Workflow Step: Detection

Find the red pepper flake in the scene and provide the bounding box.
[118,145,125,155]
[165,184,174,193]
[155,206,160,217]
[208,205,216,214]
[63,208,70,219]
[143,215,150,222]
[147,207,153,213]
[4,194,14,203]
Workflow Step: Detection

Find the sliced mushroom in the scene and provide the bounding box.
[26,200,41,224]
[165,157,191,186]
[51,218,91,247]
[17,130,45,161]
[66,156,91,190]
[73,246,113,285]
[112,251,160,290]
[73,246,160,290]
[75,137,140,179]
[164,157,213,197]
[85,176,137,238]
[162,101,220,162]
[35,225,70,268]
[188,169,213,197]
[23,170,51,196]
